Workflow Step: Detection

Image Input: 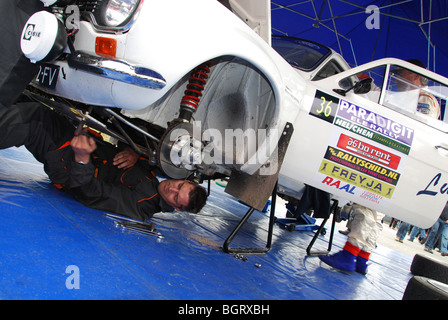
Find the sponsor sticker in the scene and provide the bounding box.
[310,90,414,154]
[336,99,414,147]
[337,133,401,170]
[324,146,400,185]
[319,159,395,199]
[309,89,412,203]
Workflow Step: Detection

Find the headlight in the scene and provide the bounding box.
[94,0,141,29]
[104,0,139,26]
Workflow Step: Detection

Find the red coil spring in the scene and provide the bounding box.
[180,61,211,111]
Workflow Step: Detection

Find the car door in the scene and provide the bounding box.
[280,58,448,228]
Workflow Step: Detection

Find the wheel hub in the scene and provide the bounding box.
[158,122,203,179]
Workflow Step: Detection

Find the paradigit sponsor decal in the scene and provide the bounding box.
[310,90,413,155]
[337,99,414,145]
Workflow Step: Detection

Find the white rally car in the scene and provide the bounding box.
[20,0,448,228]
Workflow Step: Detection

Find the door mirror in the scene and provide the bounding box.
[334,77,372,96]
[353,77,372,94]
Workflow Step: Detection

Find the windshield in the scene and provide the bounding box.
[272,36,331,71]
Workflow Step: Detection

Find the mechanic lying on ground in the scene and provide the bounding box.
[0,1,206,220]
[0,102,207,220]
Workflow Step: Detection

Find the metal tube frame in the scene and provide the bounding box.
[222,182,278,254]
[306,199,339,255]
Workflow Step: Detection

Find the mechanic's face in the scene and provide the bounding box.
[158,180,194,211]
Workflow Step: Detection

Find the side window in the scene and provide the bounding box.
[384,66,444,121]
[312,59,344,81]
[357,66,386,104]
[337,66,386,104]
[338,64,448,126]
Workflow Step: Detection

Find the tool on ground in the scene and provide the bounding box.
[104,213,164,239]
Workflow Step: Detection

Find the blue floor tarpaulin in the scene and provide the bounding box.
[0,146,412,300]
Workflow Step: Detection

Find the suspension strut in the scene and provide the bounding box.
[178,61,211,122]
[157,61,211,178]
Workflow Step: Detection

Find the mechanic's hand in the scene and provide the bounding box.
[113,147,139,170]
[71,130,97,164]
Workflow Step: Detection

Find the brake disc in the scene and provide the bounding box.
[157,122,203,179]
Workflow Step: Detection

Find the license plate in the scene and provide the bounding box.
[34,63,60,89]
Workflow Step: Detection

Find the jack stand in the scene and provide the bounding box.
[306,199,339,255]
[222,183,277,254]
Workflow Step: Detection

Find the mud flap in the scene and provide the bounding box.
[222,122,293,254]
[224,122,293,211]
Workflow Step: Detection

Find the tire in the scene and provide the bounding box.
[410,254,448,284]
[402,276,448,300]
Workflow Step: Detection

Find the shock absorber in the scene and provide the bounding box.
[179,61,211,122]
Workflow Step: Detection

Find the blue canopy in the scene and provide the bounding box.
[271,1,448,78]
